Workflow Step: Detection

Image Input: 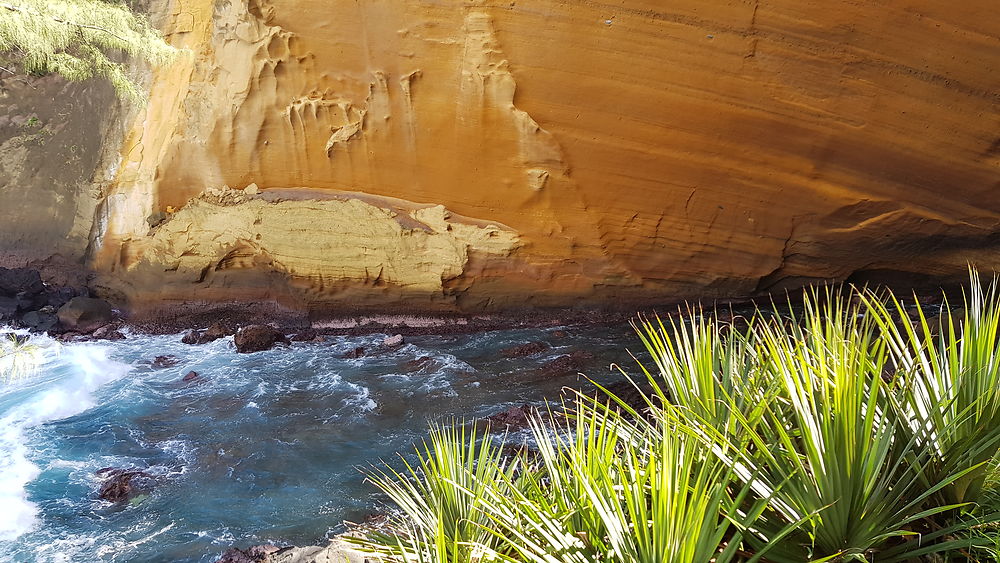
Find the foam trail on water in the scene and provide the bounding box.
[0,343,131,541]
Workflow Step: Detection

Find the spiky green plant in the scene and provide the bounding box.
[864,269,1000,506]
[0,0,175,101]
[737,291,978,561]
[475,398,791,563]
[634,284,1000,561]
[630,308,779,450]
[359,422,517,562]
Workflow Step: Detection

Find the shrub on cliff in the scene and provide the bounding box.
[0,0,175,101]
[357,269,1000,562]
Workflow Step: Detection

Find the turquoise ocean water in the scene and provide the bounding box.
[0,325,636,562]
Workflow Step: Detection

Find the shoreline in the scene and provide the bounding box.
[120,297,769,338]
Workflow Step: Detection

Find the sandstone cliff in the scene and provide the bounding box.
[7,0,1000,315]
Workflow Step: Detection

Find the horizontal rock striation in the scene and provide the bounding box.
[89,0,999,314]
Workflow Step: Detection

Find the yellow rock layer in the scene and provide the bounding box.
[93,0,1000,313]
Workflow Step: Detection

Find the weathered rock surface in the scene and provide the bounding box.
[0,74,118,287]
[233,325,289,353]
[1,1,997,315]
[84,0,1000,314]
[268,539,371,563]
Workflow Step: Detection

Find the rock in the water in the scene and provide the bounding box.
[57,297,114,333]
[383,334,404,348]
[342,346,366,359]
[21,310,58,333]
[96,468,154,503]
[539,350,594,377]
[501,341,549,358]
[182,371,199,382]
[0,267,44,297]
[183,322,237,345]
[485,404,537,429]
[151,355,180,368]
[201,321,235,342]
[290,328,318,342]
[233,325,289,353]
[403,356,437,371]
[92,324,125,340]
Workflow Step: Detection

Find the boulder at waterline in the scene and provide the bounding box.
[57,297,114,333]
[21,310,58,333]
[382,334,404,348]
[233,325,289,353]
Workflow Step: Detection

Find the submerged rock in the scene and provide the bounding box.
[57,297,114,333]
[485,404,537,430]
[182,371,200,382]
[538,350,594,377]
[501,341,549,358]
[151,355,181,368]
[403,356,437,371]
[342,346,366,359]
[95,468,154,503]
[234,325,289,353]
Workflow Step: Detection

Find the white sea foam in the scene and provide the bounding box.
[0,344,130,541]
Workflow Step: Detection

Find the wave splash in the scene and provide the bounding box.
[0,341,131,541]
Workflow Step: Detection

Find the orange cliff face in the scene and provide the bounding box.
[91,0,1000,315]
